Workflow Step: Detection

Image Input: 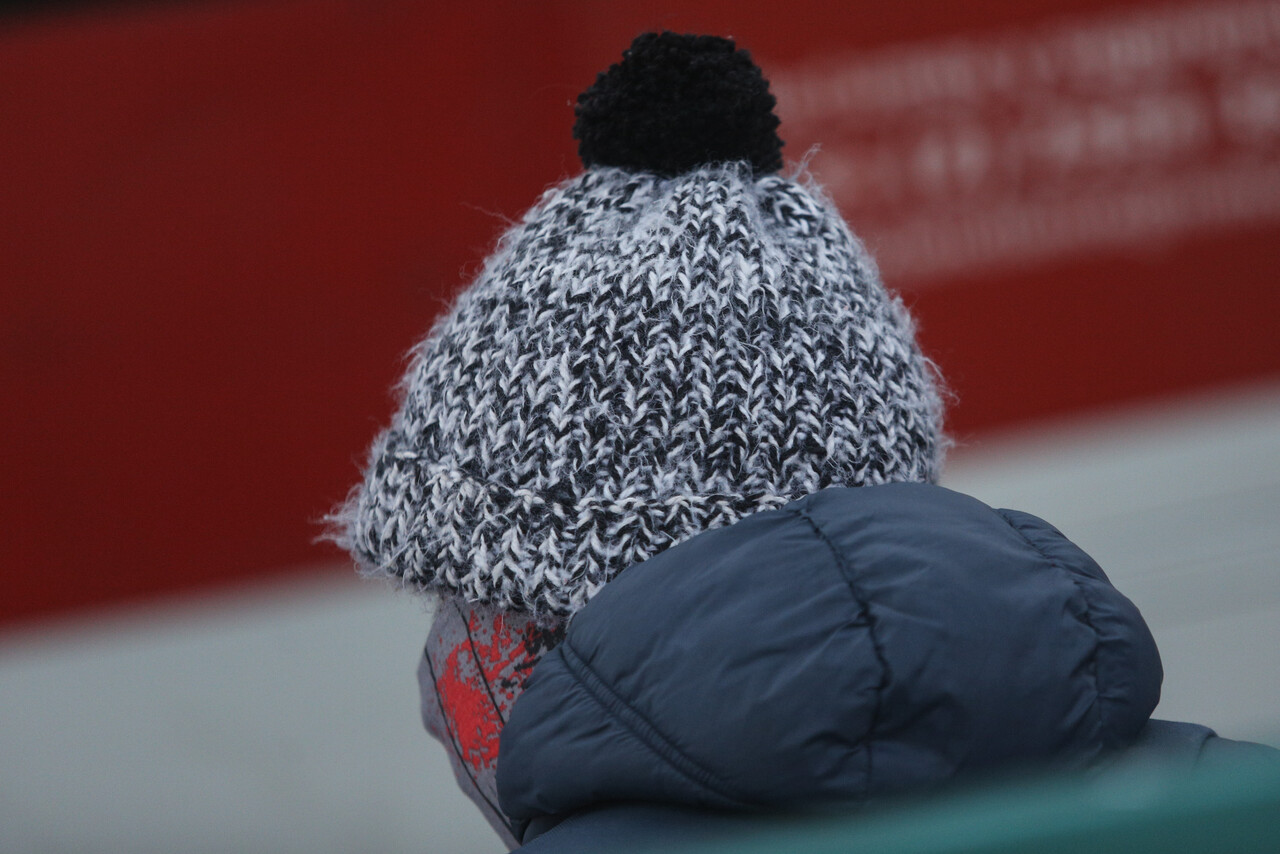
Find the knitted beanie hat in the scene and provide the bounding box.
[333,33,947,617]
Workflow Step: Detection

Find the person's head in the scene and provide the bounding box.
[330,32,947,843]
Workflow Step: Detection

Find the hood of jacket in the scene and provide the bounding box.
[496,483,1163,840]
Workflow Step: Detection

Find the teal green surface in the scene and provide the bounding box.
[673,751,1280,854]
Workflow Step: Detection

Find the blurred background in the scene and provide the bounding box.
[2,1,1277,851]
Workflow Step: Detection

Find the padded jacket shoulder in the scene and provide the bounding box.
[495,484,1267,848]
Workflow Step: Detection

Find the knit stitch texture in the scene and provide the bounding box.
[332,162,946,616]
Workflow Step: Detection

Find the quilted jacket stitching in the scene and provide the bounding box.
[556,639,757,809]
[792,506,889,797]
[996,508,1108,741]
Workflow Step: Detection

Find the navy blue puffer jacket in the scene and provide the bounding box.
[495,484,1261,850]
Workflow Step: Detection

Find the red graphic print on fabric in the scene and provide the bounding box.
[431,607,565,775]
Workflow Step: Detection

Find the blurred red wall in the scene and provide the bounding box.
[3,0,1278,625]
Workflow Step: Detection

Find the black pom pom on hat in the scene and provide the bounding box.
[574,32,784,178]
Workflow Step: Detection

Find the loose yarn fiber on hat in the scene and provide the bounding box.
[330,33,947,617]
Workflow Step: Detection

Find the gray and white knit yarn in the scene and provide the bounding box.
[332,162,946,617]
